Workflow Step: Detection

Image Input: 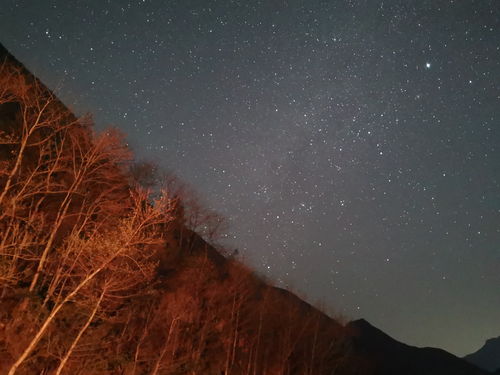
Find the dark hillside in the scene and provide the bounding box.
[344,319,489,375]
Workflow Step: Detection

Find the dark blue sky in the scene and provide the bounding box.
[1,0,499,356]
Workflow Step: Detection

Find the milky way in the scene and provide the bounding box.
[1,0,499,355]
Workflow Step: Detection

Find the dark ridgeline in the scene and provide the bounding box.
[464,337,500,373]
[1,42,27,70]
[346,319,491,375]
[0,42,492,375]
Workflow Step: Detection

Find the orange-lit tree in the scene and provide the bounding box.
[0,60,176,375]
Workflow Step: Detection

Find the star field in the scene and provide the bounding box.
[1,0,499,356]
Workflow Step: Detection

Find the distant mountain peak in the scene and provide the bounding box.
[464,336,500,372]
[486,336,500,344]
[347,318,403,346]
[350,318,371,326]
[345,319,488,375]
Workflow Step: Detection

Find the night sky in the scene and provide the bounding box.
[1,0,499,357]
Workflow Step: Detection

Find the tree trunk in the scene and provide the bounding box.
[54,288,105,375]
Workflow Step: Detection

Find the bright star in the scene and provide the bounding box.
[425,62,431,69]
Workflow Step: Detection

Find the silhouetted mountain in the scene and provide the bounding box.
[464,336,500,372]
[344,319,490,375]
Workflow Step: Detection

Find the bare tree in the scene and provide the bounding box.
[159,170,229,245]
[0,62,176,374]
[7,189,175,375]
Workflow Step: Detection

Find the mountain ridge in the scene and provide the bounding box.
[464,336,500,372]
[346,318,490,375]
